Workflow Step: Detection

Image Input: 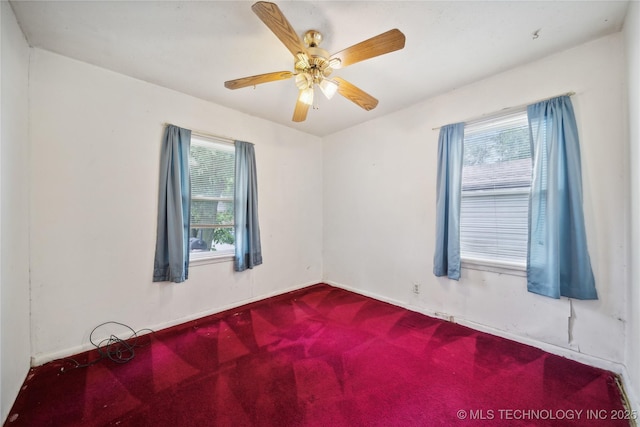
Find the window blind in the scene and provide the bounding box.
[190,137,235,228]
[188,136,236,255]
[460,109,531,265]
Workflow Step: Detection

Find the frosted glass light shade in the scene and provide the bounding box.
[319,79,339,100]
[300,87,314,105]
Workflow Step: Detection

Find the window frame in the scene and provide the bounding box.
[459,108,531,275]
[188,135,235,264]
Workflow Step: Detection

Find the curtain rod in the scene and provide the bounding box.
[431,91,576,131]
[163,123,235,145]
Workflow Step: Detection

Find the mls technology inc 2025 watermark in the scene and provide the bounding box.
[456,408,637,422]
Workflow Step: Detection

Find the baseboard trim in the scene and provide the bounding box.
[31,280,320,367]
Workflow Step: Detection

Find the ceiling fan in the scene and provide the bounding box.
[224,1,406,122]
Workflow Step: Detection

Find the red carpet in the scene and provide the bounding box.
[5,284,630,426]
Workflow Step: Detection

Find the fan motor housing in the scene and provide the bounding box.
[294,31,333,84]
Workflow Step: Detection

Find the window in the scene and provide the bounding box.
[189,135,235,260]
[460,109,531,269]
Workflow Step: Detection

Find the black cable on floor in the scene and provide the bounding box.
[63,321,155,369]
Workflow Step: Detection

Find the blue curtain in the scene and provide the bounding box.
[153,125,191,283]
[527,96,597,299]
[433,123,465,280]
[234,140,263,272]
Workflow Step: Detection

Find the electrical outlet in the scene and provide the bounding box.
[412,283,420,294]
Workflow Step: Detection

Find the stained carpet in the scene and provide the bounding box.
[5,284,630,426]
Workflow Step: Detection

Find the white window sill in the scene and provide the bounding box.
[461,257,526,277]
[190,252,234,266]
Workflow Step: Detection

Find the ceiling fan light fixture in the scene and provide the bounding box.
[328,58,342,69]
[226,2,406,122]
[295,72,312,90]
[319,78,339,100]
[300,87,314,105]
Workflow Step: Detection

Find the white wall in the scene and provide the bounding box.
[7,4,636,417]
[625,0,640,412]
[28,49,323,363]
[0,0,31,422]
[324,33,628,368]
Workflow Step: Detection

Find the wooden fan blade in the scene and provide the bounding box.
[252,2,307,57]
[224,71,294,90]
[330,29,406,69]
[292,91,310,122]
[334,77,378,111]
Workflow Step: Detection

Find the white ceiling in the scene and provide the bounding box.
[9,0,630,136]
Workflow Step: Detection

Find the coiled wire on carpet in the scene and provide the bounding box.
[63,321,155,369]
